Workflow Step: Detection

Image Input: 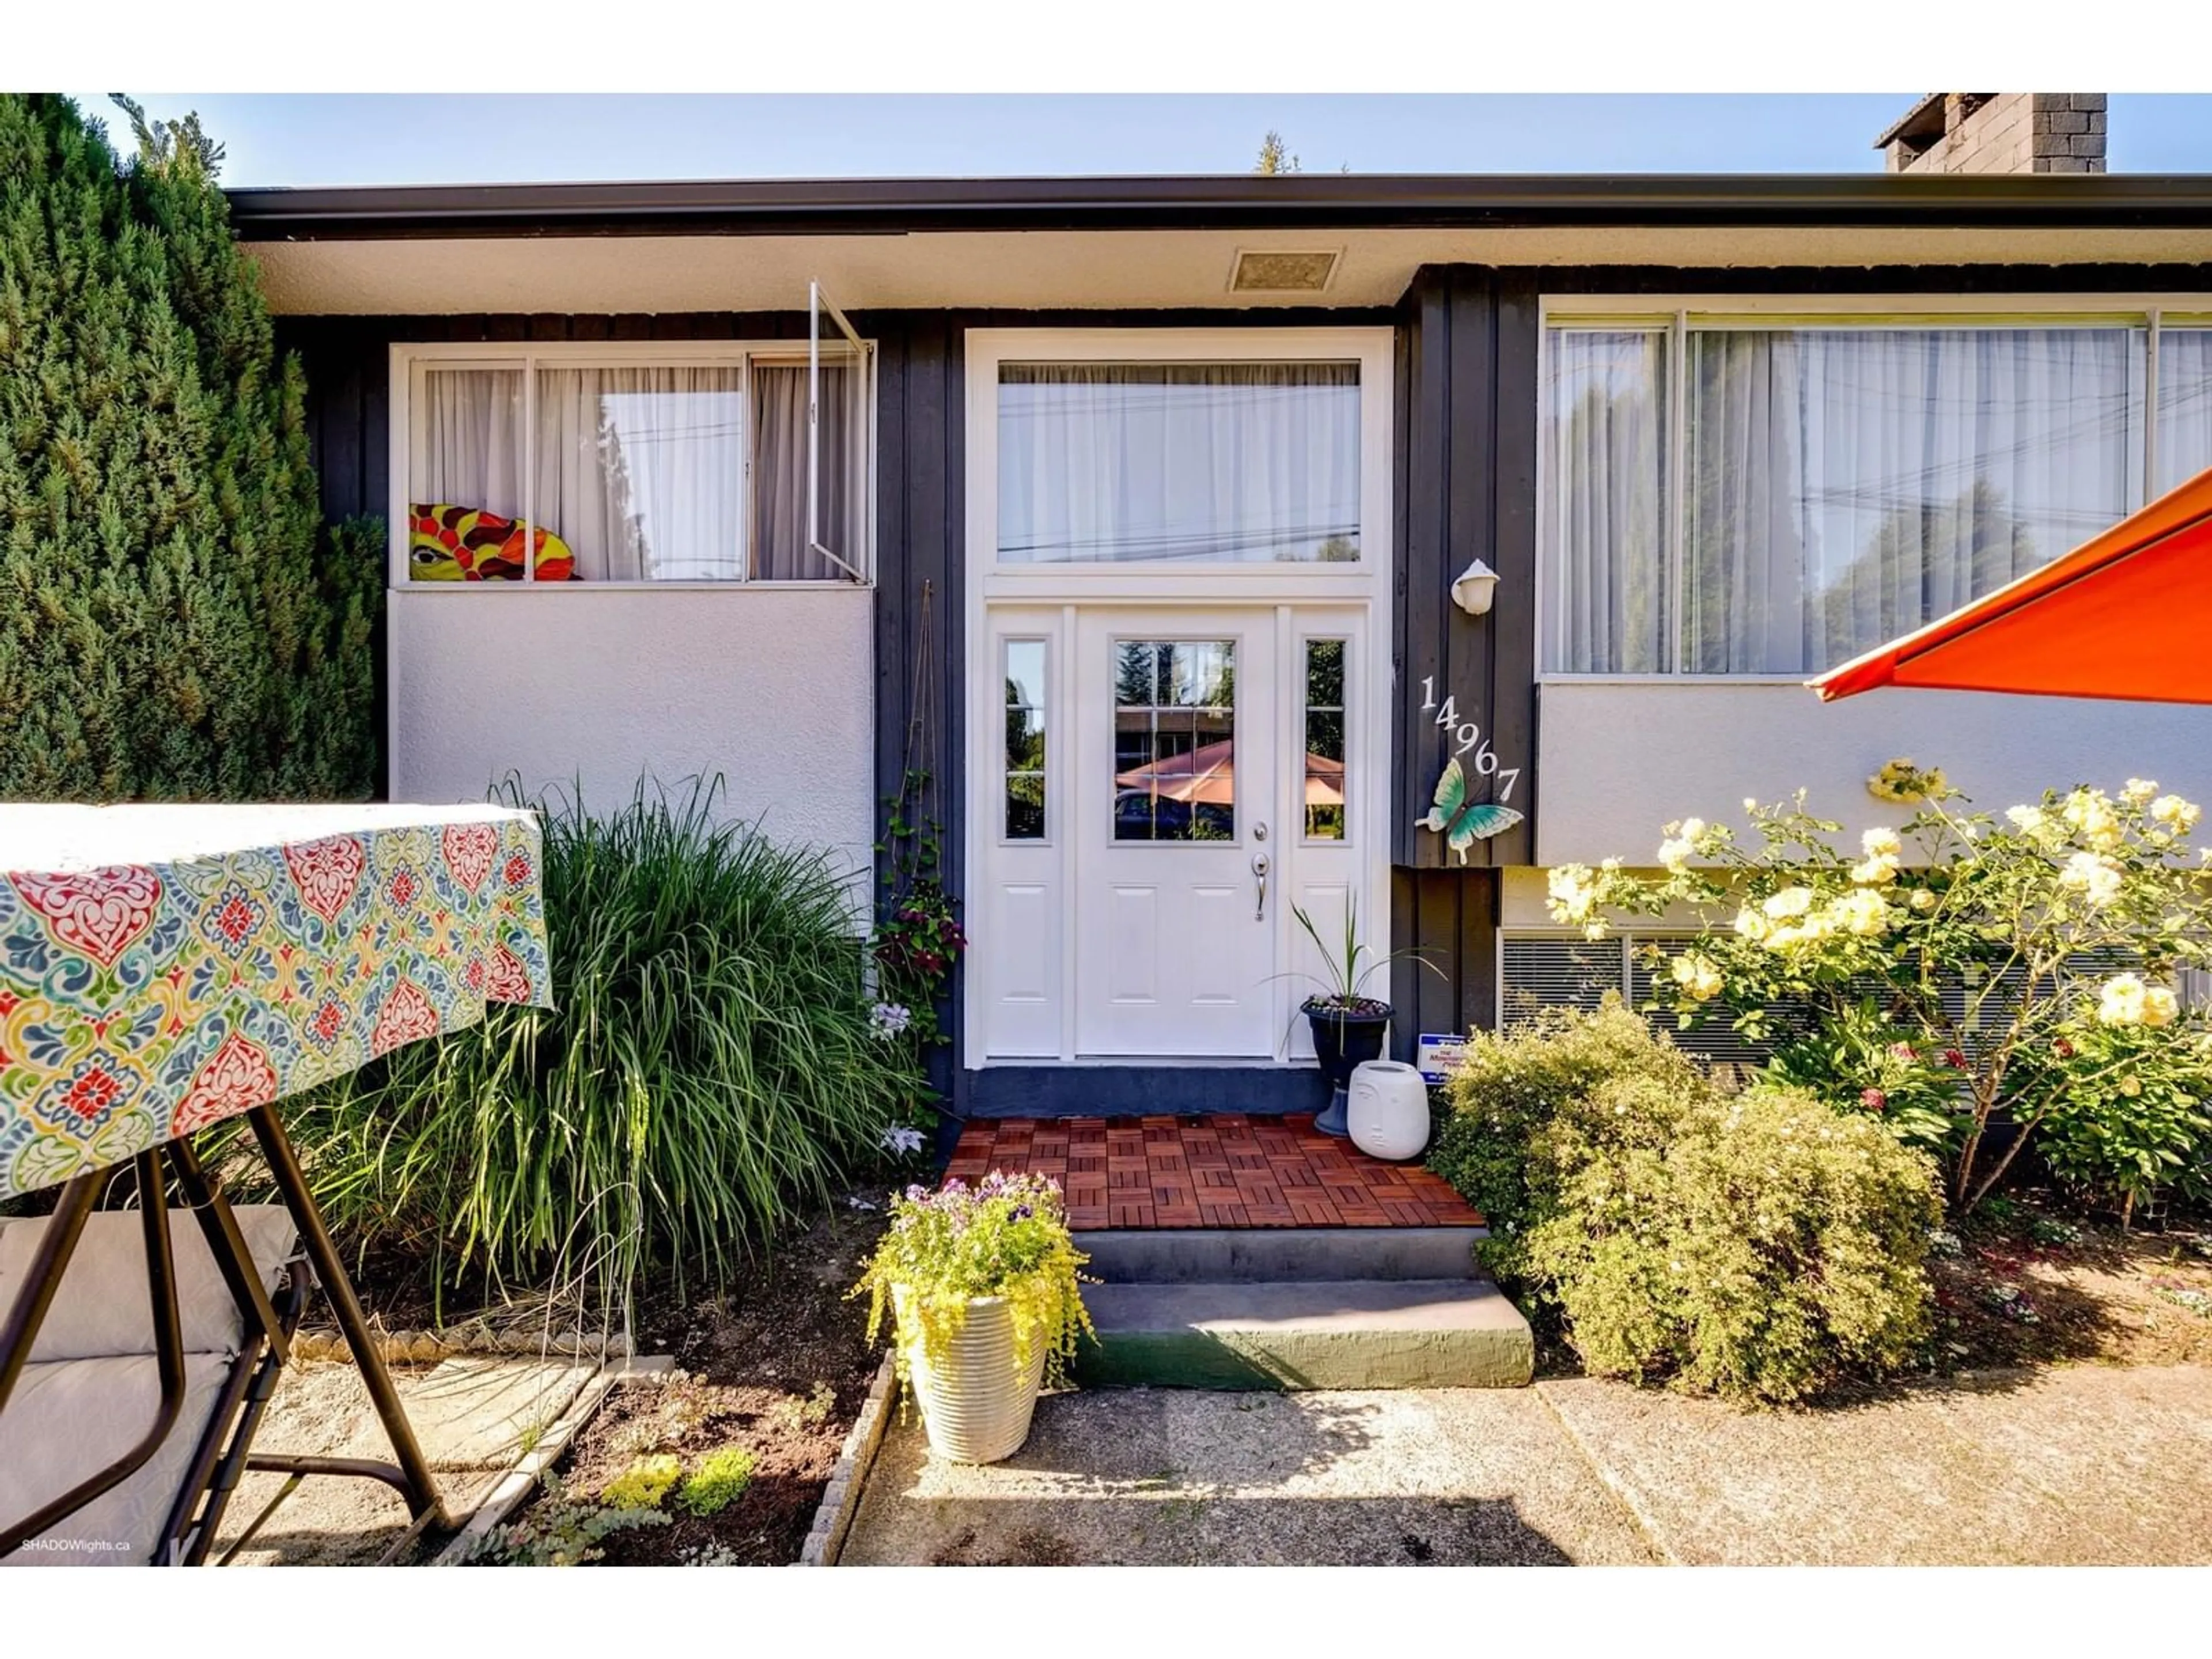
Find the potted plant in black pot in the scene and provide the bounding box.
[1287,900,1435,1137]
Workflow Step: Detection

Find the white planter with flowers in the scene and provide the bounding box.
[854,1172,1094,1464]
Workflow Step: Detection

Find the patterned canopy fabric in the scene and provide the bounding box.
[0,805,551,1201]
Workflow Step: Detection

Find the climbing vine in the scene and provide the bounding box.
[872,581,964,1104]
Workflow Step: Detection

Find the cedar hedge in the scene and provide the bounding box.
[0,94,375,801]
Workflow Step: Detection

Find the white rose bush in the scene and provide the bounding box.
[1547,770,2212,1218]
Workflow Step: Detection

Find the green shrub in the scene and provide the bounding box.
[285,780,926,1310]
[2028,1022,2212,1224]
[0,95,377,800]
[1429,1000,1709,1281]
[1523,1084,1942,1403]
[1430,1002,1942,1403]
[600,1454,681,1512]
[675,1446,756,1517]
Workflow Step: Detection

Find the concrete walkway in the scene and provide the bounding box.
[211,1355,597,1565]
[841,1363,2212,1566]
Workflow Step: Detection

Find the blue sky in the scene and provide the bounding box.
[84,94,2212,188]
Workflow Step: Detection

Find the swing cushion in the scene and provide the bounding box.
[0,1206,301,1566]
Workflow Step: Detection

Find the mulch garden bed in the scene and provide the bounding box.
[384,1196,891,1566]
[1925,1197,2212,1374]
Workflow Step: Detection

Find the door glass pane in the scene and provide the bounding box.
[999,363,1360,563]
[1303,639,1346,840]
[1112,640,1236,842]
[1003,639,1047,840]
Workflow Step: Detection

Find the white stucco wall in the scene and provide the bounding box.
[389,587,875,880]
[1535,681,2212,869]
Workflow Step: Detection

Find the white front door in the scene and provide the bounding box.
[1073,609,1279,1056]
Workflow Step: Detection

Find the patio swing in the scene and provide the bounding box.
[0,801,555,1568]
[0,1109,445,1567]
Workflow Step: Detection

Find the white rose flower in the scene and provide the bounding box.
[1829,889,1892,937]
[1657,837,1694,874]
[2152,794,2203,833]
[2123,778,2160,806]
[1547,865,1600,927]
[2098,974,2149,1027]
[1762,886,1815,919]
[2143,986,2181,1028]
[2059,850,2123,907]
[1908,888,1938,912]
[1733,906,1769,942]
[1861,827,1903,859]
[1680,817,1707,841]
[1850,853,1900,886]
[1671,952,1724,1002]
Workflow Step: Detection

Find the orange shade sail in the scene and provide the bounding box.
[1811,465,2212,706]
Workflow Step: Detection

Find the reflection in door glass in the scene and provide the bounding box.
[1304,639,1346,839]
[1004,641,1047,839]
[1112,641,1236,842]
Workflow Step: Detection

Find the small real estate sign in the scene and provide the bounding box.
[1415,1032,1467,1086]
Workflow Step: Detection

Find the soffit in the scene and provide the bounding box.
[248,225,2212,317]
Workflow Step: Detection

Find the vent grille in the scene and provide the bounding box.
[1229,249,1340,293]
[1501,931,1779,1072]
[1499,935,1626,1027]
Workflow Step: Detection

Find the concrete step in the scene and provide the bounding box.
[1071,1279,1533,1391]
[1076,1226,1483,1285]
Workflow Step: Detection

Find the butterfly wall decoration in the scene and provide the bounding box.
[1416,756,1522,863]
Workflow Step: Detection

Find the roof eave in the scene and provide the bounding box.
[222,172,2212,241]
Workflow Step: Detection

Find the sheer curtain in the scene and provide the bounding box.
[1541,332,1666,672]
[1682,327,2141,674]
[998,363,1361,564]
[536,366,746,581]
[749,359,859,580]
[2158,329,2212,494]
[415,368,524,521]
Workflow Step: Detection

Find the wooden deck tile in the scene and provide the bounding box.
[941,1113,1484,1232]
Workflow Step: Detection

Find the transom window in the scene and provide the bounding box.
[1540,308,2212,676]
[396,337,869,586]
[997,361,1361,565]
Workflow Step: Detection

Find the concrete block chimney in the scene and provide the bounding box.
[1875,93,2107,174]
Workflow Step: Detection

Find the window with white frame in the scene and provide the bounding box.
[1540,309,2212,676]
[996,361,1362,565]
[397,336,869,585]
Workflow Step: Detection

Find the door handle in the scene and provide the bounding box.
[1252,853,1271,921]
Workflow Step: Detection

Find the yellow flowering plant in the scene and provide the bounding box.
[1548,774,2212,1215]
[851,1173,1096,1391]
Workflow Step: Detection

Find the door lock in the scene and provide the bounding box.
[1252,853,1271,921]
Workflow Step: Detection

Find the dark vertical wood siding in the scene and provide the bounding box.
[1392,266,1541,872]
[1387,266,1542,1052]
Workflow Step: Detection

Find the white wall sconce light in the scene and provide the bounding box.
[1451,559,1499,616]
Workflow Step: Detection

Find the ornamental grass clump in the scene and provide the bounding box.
[852,1173,1094,1390]
[283,779,927,1314]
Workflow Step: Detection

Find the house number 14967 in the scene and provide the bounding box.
[1419,677,1521,802]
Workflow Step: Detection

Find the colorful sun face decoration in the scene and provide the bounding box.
[408,504,578,581]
